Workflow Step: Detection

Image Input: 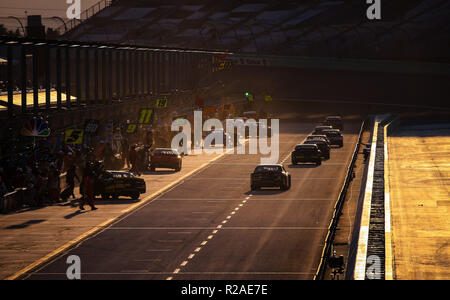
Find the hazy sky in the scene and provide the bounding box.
[0,0,100,17]
[0,0,100,29]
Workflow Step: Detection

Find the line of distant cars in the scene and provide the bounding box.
[94,116,344,197]
[291,116,344,166]
[251,116,344,191]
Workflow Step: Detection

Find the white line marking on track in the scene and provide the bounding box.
[37,271,317,276]
[134,259,162,262]
[113,226,327,230]
[157,198,331,201]
[158,240,183,243]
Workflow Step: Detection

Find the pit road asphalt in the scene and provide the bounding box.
[27,120,362,280]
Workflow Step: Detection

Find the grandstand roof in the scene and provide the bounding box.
[61,0,450,61]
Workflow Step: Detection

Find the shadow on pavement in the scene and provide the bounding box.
[5,219,46,229]
[245,189,285,195]
[142,170,178,175]
[287,164,320,169]
[64,210,90,219]
[96,198,140,204]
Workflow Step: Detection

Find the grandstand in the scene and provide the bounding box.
[59,0,449,62]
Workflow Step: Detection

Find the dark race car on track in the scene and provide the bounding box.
[323,116,344,131]
[150,148,182,171]
[312,125,333,135]
[251,164,291,191]
[306,135,330,146]
[303,139,330,159]
[291,144,322,166]
[204,129,234,147]
[96,171,146,200]
[323,129,344,147]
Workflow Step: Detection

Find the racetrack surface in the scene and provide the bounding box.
[27,118,362,280]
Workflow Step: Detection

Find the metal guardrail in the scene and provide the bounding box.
[314,119,366,280]
[0,173,69,214]
[1,188,27,214]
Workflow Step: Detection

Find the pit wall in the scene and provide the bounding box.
[352,115,399,280]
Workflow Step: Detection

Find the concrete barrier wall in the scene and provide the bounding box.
[230,54,450,76]
[353,114,399,280]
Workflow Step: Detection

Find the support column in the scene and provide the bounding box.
[56,46,62,110]
[76,47,81,107]
[152,51,157,95]
[85,47,90,105]
[33,48,39,113]
[109,49,113,103]
[7,44,14,118]
[129,50,133,98]
[21,45,27,114]
[102,48,106,104]
[45,46,51,109]
[147,51,151,96]
[116,50,121,99]
[94,47,99,104]
[65,47,71,109]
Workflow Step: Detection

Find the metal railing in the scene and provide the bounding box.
[314,119,367,280]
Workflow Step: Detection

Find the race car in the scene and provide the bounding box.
[323,116,344,131]
[243,111,258,119]
[250,164,291,191]
[312,125,333,135]
[322,129,344,147]
[303,139,330,159]
[150,148,182,171]
[291,144,322,166]
[204,129,232,146]
[96,171,146,200]
[306,135,330,146]
[229,117,255,139]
